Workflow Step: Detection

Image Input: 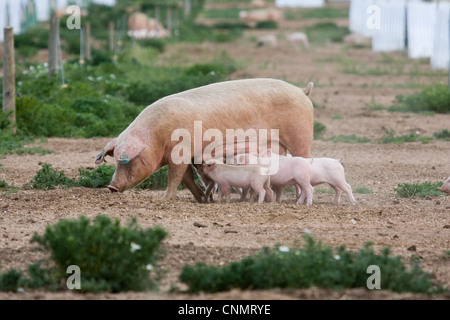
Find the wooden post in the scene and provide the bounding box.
[184,0,191,18]
[155,6,161,23]
[166,6,172,34]
[3,27,16,132]
[84,22,91,62]
[108,21,115,52]
[48,13,59,76]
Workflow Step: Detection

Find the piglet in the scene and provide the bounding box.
[440,176,450,194]
[200,161,274,204]
[305,157,356,205]
[244,152,356,205]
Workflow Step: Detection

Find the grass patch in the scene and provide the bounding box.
[0,180,18,194]
[341,62,404,76]
[305,21,349,44]
[203,8,241,19]
[313,120,327,140]
[315,187,334,194]
[365,95,386,111]
[285,7,349,20]
[354,186,374,194]
[179,234,438,294]
[378,130,432,144]
[327,135,371,144]
[394,181,444,198]
[331,114,342,120]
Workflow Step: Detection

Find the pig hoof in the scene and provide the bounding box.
[108,185,119,193]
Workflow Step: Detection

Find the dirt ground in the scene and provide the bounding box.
[0,3,449,300]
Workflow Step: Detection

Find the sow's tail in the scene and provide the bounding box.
[303,82,314,96]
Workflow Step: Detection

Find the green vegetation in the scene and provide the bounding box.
[0,180,18,194]
[378,130,432,144]
[433,129,450,141]
[27,163,170,191]
[389,84,450,114]
[313,120,326,139]
[394,181,444,198]
[354,186,374,194]
[0,216,168,292]
[305,22,349,44]
[77,164,116,188]
[180,234,437,294]
[285,7,349,20]
[28,163,76,190]
[327,135,371,144]
[255,20,278,29]
[136,166,170,190]
[203,8,241,19]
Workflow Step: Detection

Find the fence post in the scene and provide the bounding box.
[2,27,16,132]
[108,21,115,52]
[184,0,191,18]
[167,6,173,34]
[84,22,92,62]
[48,13,60,76]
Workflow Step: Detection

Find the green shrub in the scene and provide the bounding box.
[389,84,450,114]
[77,164,115,188]
[14,27,48,49]
[0,268,25,292]
[16,97,76,137]
[180,234,436,294]
[394,181,444,198]
[314,120,326,139]
[255,20,278,29]
[29,163,76,190]
[30,215,168,292]
[433,129,450,141]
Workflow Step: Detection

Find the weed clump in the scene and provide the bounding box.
[394,181,444,198]
[29,163,76,190]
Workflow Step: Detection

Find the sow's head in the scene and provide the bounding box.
[95,136,153,193]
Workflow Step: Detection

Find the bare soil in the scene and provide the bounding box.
[0,3,449,300]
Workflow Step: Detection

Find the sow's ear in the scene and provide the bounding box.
[114,136,147,164]
[95,139,117,164]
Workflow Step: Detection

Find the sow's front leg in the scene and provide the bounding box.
[163,162,205,202]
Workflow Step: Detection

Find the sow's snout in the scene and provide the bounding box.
[107,184,119,193]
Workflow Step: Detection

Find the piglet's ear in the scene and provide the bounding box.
[95,138,116,164]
